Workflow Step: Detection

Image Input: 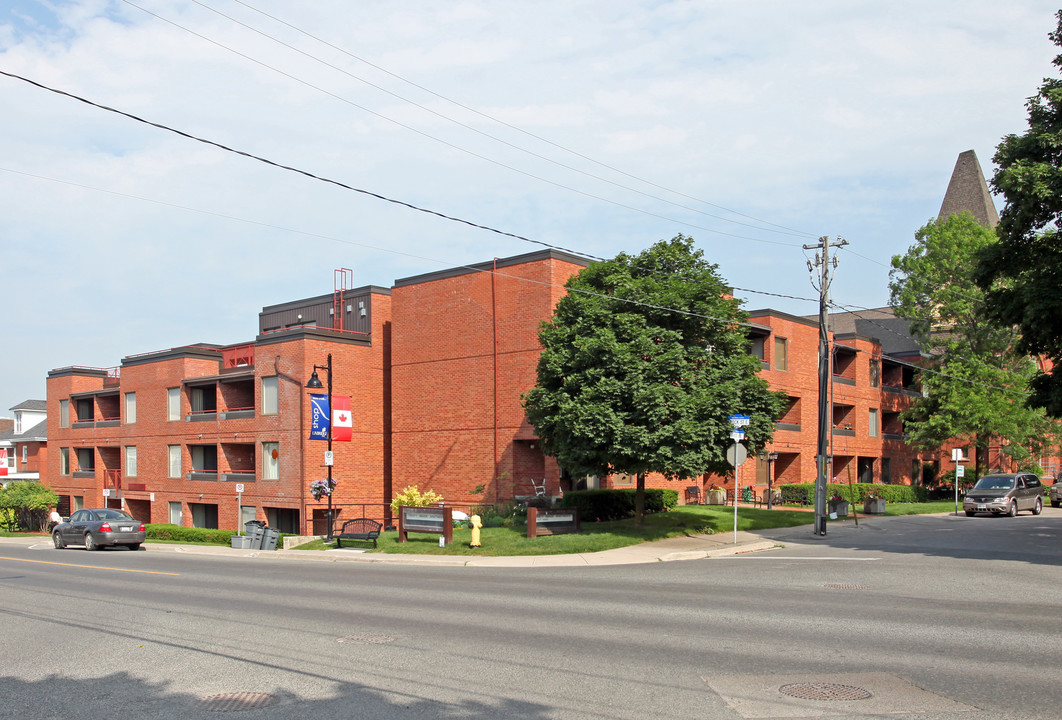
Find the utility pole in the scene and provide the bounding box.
[803,235,848,536]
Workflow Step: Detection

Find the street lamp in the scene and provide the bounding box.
[306,353,335,538]
[767,451,779,510]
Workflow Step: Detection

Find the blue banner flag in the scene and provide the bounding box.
[309,393,330,440]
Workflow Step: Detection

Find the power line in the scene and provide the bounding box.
[214,0,819,240]
[167,0,815,241]
[112,0,808,247]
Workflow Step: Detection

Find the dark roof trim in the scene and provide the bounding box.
[260,286,391,315]
[10,400,46,412]
[255,325,373,348]
[393,249,592,288]
[48,366,109,380]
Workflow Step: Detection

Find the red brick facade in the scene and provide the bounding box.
[42,250,1055,531]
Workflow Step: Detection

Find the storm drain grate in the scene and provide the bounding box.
[824,583,869,590]
[779,682,873,701]
[337,633,396,645]
[199,692,278,712]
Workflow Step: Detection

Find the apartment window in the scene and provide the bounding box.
[125,446,137,477]
[75,447,95,470]
[73,495,84,512]
[22,446,28,464]
[882,457,891,484]
[262,442,279,480]
[168,445,182,478]
[869,359,880,388]
[167,387,180,421]
[774,337,788,371]
[76,398,93,422]
[191,445,218,472]
[869,408,879,437]
[262,376,279,415]
[60,448,69,475]
[749,336,765,361]
[169,501,183,525]
[124,392,136,424]
[60,399,69,428]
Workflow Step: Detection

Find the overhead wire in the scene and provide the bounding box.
[116,0,805,247]
[172,0,815,241]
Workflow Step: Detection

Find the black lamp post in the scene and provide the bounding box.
[306,353,334,538]
[767,451,779,510]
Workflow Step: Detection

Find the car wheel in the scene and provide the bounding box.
[1033,498,1043,515]
[965,510,975,517]
[1007,501,1017,517]
[127,543,141,551]
[84,532,99,551]
[52,531,65,549]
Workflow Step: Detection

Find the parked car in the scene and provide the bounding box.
[52,508,146,551]
[963,473,1043,517]
[1050,482,1062,508]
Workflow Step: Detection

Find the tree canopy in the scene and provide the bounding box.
[522,235,783,521]
[891,213,1056,476]
[975,10,1062,416]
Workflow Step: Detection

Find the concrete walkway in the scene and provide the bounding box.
[4,516,896,567]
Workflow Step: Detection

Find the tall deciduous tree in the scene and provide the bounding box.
[522,235,783,524]
[890,213,1055,477]
[975,10,1062,416]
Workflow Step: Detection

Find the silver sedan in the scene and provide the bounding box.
[53,508,146,551]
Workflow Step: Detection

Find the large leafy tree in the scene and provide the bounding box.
[523,235,784,523]
[890,213,1056,477]
[975,10,1062,416]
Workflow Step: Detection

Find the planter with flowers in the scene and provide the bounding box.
[827,493,850,517]
[707,485,726,505]
[863,493,887,515]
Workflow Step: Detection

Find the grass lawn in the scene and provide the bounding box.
[294,505,818,556]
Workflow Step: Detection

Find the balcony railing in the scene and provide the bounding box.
[221,472,256,483]
[883,384,921,397]
[104,469,121,495]
[186,410,218,422]
[186,471,219,482]
[833,375,856,386]
[219,407,254,420]
[103,366,121,387]
[222,344,255,370]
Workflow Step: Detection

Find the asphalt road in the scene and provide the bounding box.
[1,510,1061,719]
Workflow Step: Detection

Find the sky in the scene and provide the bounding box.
[1,0,1059,417]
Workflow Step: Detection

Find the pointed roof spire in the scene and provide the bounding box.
[938,150,999,227]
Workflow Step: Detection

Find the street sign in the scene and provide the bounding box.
[235,483,245,493]
[729,429,746,442]
[726,440,748,467]
[324,451,334,467]
[956,465,965,478]
[729,414,751,428]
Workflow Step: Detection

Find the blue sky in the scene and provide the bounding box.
[1,0,1059,416]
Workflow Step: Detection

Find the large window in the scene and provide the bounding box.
[168,445,182,478]
[868,408,879,437]
[262,376,279,415]
[191,445,218,472]
[124,392,136,424]
[774,337,788,371]
[169,501,183,525]
[60,447,69,475]
[167,387,180,421]
[75,447,95,470]
[262,442,279,480]
[125,446,137,477]
[59,399,70,428]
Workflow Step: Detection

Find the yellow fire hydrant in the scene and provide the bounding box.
[469,514,483,548]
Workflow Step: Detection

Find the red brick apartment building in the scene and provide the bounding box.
[42,247,1043,534]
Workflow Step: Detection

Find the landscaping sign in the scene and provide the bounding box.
[527,507,580,538]
[398,505,453,544]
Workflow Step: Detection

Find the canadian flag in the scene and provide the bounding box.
[332,395,352,442]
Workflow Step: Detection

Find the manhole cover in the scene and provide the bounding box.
[199,692,278,712]
[779,682,872,701]
[337,633,395,644]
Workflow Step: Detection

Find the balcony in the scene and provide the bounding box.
[186,410,218,422]
[104,469,122,498]
[73,470,95,479]
[883,384,921,398]
[97,416,120,428]
[222,344,255,370]
[219,407,254,421]
[833,375,856,386]
[833,428,856,437]
[186,472,219,482]
[221,472,256,483]
[72,420,95,429]
[774,422,801,432]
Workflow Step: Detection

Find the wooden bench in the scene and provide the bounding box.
[684,486,703,505]
[331,518,382,548]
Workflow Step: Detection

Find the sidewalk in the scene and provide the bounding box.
[1,516,890,568]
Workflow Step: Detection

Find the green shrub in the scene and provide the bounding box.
[560,488,678,522]
[778,483,928,505]
[145,524,234,545]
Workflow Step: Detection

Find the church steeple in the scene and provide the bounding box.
[938,149,999,227]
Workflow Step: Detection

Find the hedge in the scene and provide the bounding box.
[779,483,928,505]
[559,488,678,522]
